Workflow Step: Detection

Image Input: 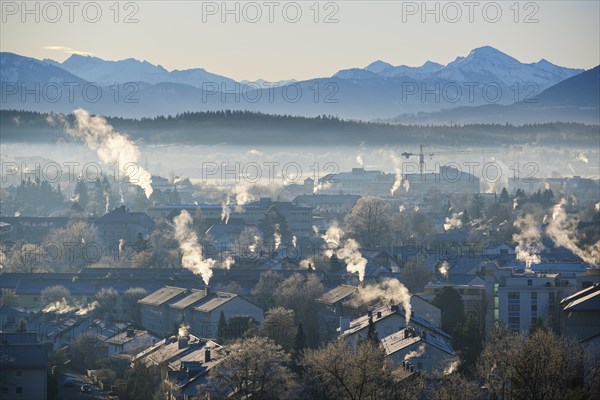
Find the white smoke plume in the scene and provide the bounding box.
[178,322,190,337]
[43,298,76,314]
[513,214,543,271]
[357,279,412,324]
[104,192,110,213]
[444,358,461,375]
[399,205,406,213]
[356,154,365,167]
[312,225,320,236]
[300,258,315,270]
[75,301,99,316]
[547,199,600,267]
[313,180,332,194]
[274,225,281,250]
[443,212,463,231]
[65,109,153,198]
[439,261,449,279]
[322,223,368,281]
[222,256,235,270]
[118,239,125,254]
[513,198,519,210]
[577,153,589,163]
[173,210,216,285]
[322,223,343,257]
[391,168,402,196]
[337,239,368,282]
[233,185,257,213]
[404,343,425,361]
[291,235,297,248]
[248,235,261,253]
[595,202,600,212]
[221,196,231,224]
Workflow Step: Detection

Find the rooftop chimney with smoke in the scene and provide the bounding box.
[178,336,189,349]
[339,317,350,334]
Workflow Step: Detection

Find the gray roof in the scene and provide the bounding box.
[317,285,358,305]
[139,286,189,306]
[561,284,600,312]
[194,293,238,313]
[381,328,455,357]
[170,289,210,310]
[342,304,452,340]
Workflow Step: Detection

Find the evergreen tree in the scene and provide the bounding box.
[217,310,227,343]
[293,321,306,364]
[366,314,379,345]
[499,187,510,203]
[73,178,89,210]
[16,318,27,333]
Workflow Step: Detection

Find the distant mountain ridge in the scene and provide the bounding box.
[383,66,600,125]
[337,46,582,90]
[0,48,592,121]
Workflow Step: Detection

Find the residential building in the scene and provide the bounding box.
[106,328,159,358]
[132,335,227,400]
[139,286,264,339]
[382,326,456,375]
[496,272,577,332]
[340,304,452,348]
[561,283,600,343]
[404,166,480,195]
[316,168,396,197]
[139,286,190,336]
[292,194,361,215]
[147,198,312,237]
[0,332,49,400]
[94,205,154,247]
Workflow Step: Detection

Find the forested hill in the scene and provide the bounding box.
[1,109,598,147]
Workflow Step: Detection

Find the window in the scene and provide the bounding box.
[531,292,537,300]
[508,292,520,300]
[527,279,532,286]
[15,370,22,377]
[508,305,520,312]
[16,387,23,393]
[508,316,520,325]
[531,305,537,312]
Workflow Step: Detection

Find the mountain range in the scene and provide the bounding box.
[1,47,597,122]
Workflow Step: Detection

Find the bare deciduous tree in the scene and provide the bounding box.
[345,196,392,247]
[209,337,298,400]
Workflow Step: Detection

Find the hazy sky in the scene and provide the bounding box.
[1,1,599,81]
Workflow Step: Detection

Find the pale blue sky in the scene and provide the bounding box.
[1,1,599,81]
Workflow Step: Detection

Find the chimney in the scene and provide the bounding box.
[178,336,189,349]
[390,305,399,313]
[204,347,211,362]
[421,331,427,340]
[339,317,350,334]
[376,311,382,319]
[126,328,135,338]
[367,310,372,318]
[205,286,210,295]
[404,329,409,339]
